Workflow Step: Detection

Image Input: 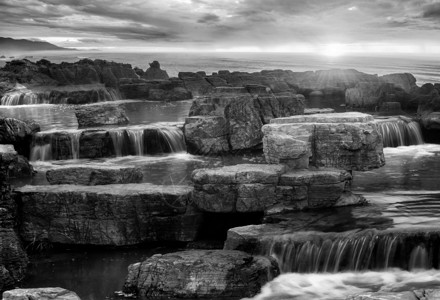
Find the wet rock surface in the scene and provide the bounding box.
[2,287,81,300]
[123,250,279,299]
[347,289,440,300]
[45,165,143,185]
[75,104,129,128]
[15,183,198,245]
[0,145,33,178]
[0,117,40,157]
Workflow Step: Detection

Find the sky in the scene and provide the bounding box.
[1,0,440,55]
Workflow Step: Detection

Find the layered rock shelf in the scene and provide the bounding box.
[263,112,385,171]
[14,184,200,245]
[45,165,143,185]
[192,164,362,214]
[123,250,279,299]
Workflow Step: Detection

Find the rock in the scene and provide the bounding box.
[142,61,169,80]
[75,104,129,128]
[2,287,81,300]
[378,102,403,115]
[118,78,192,101]
[380,73,417,93]
[346,290,425,300]
[45,165,143,185]
[185,92,305,154]
[179,72,213,96]
[15,183,199,245]
[0,117,40,157]
[0,144,33,178]
[123,250,279,299]
[304,108,335,114]
[421,112,440,130]
[263,112,385,171]
[184,116,229,155]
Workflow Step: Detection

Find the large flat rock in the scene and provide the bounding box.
[2,287,80,300]
[46,165,143,185]
[15,184,199,245]
[263,112,385,171]
[123,250,279,299]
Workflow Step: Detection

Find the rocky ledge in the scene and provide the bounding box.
[263,112,385,171]
[192,164,363,214]
[45,165,143,185]
[123,250,279,299]
[0,144,33,178]
[14,183,200,245]
[2,288,80,300]
[74,103,129,128]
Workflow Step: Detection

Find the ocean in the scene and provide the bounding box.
[1,51,440,85]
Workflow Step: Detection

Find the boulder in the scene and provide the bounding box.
[15,183,200,245]
[123,250,279,299]
[75,104,129,128]
[45,165,143,185]
[2,287,81,300]
[304,108,335,114]
[142,61,169,80]
[380,72,417,93]
[179,72,213,96]
[420,111,440,130]
[0,144,33,178]
[184,116,229,155]
[0,117,40,157]
[263,112,385,171]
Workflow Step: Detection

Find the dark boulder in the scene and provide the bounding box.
[75,104,129,128]
[142,61,169,80]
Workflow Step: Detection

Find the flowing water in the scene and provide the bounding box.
[1,53,440,299]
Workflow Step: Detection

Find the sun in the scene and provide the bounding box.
[321,43,347,57]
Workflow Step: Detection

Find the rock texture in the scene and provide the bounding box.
[347,289,440,300]
[0,117,40,157]
[75,104,129,128]
[263,112,385,171]
[184,92,305,154]
[123,250,279,299]
[0,145,33,178]
[15,183,200,245]
[46,165,143,185]
[2,288,81,300]
[192,164,361,213]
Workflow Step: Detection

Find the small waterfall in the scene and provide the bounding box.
[127,129,145,156]
[262,230,440,273]
[376,117,424,147]
[70,132,82,159]
[156,126,187,152]
[109,130,126,157]
[30,144,52,161]
[1,90,49,105]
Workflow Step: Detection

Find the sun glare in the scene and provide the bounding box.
[321,43,347,57]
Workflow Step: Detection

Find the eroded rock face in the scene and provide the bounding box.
[0,117,40,157]
[263,112,385,171]
[75,104,129,128]
[380,73,417,93]
[184,92,305,154]
[192,164,360,213]
[123,250,279,299]
[15,183,199,245]
[46,165,143,185]
[347,289,440,300]
[2,287,81,300]
[0,144,33,178]
[118,78,192,101]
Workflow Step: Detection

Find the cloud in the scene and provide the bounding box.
[197,13,220,24]
[422,2,440,18]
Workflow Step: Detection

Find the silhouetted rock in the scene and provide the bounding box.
[380,73,417,93]
[0,117,40,157]
[0,144,33,178]
[142,61,169,80]
[123,250,279,299]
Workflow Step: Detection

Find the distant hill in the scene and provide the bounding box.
[0,37,71,55]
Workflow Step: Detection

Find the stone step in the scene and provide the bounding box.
[45,165,143,185]
[15,183,199,246]
[123,250,279,299]
[270,111,375,124]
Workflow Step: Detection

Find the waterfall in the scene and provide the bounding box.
[30,143,52,161]
[109,130,126,157]
[70,132,82,159]
[156,126,187,152]
[261,230,440,273]
[376,117,424,147]
[127,129,145,156]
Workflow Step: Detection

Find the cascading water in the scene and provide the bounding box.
[109,130,126,157]
[376,117,424,147]
[70,132,82,159]
[127,129,145,156]
[156,127,187,152]
[261,230,440,273]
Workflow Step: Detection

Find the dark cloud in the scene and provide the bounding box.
[422,2,440,18]
[197,13,220,24]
